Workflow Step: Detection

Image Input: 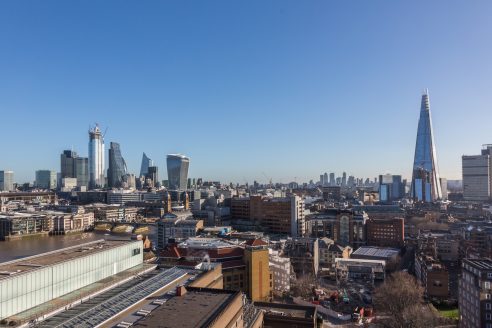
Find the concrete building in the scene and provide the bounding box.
[462,144,492,201]
[0,239,143,320]
[0,171,14,191]
[0,212,50,240]
[459,259,492,328]
[366,217,405,248]
[269,249,291,294]
[35,170,57,190]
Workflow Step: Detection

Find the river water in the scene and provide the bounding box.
[0,228,157,263]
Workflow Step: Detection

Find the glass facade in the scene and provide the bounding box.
[88,125,105,189]
[140,152,153,178]
[166,154,190,191]
[108,142,128,188]
[411,90,442,202]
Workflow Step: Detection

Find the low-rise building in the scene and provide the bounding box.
[414,254,449,299]
[157,213,203,248]
[335,258,386,285]
[318,237,352,278]
[269,249,291,294]
[351,246,400,271]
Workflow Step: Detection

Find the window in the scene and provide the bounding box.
[487,294,491,300]
[486,282,491,290]
[487,313,492,320]
[488,273,492,279]
[487,303,492,310]
[132,248,141,256]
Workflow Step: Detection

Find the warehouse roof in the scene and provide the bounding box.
[0,239,140,281]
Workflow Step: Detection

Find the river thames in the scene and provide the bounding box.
[0,229,157,262]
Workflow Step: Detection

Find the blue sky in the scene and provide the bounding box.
[1,1,491,184]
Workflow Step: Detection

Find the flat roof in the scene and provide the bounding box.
[0,239,140,281]
[132,288,240,328]
[352,246,400,259]
[254,302,316,319]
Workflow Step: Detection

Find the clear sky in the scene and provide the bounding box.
[1,1,491,184]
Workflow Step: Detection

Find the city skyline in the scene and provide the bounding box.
[1,1,492,183]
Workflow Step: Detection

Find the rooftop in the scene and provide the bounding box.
[464,258,492,271]
[132,287,240,328]
[0,239,139,281]
[352,246,400,259]
[254,302,316,320]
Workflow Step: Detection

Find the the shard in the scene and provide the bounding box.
[411,89,442,202]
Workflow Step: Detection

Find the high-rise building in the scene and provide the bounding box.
[329,173,335,186]
[35,170,57,189]
[146,166,159,187]
[60,150,88,188]
[411,90,442,202]
[88,125,105,189]
[107,142,127,188]
[462,144,492,201]
[341,172,347,187]
[139,152,153,178]
[378,174,404,202]
[0,171,14,191]
[319,174,324,185]
[323,172,328,186]
[60,150,77,179]
[166,154,190,191]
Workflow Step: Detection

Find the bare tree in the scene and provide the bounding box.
[373,272,439,328]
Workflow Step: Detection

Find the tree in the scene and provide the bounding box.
[373,271,439,328]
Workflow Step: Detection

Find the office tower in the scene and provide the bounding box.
[60,150,88,188]
[459,259,492,328]
[74,157,89,188]
[140,152,153,178]
[0,171,14,191]
[88,125,105,189]
[60,150,77,178]
[146,166,158,186]
[341,172,347,187]
[410,90,442,202]
[329,173,335,186]
[323,172,328,186]
[107,142,127,188]
[35,170,57,189]
[347,175,355,187]
[166,154,190,191]
[378,174,404,202]
[319,175,324,185]
[462,144,492,201]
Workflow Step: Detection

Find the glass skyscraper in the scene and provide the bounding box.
[60,150,88,188]
[88,125,105,189]
[108,142,128,188]
[166,154,190,191]
[140,152,153,178]
[411,90,442,202]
